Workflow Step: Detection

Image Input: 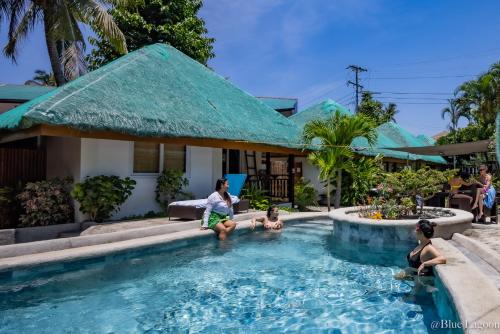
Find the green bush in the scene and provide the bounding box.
[72,175,136,223]
[155,170,193,211]
[361,167,455,219]
[17,178,74,227]
[242,183,270,211]
[342,155,384,206]
[294,177,318,211]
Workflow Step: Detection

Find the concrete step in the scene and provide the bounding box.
[449,239,500,290]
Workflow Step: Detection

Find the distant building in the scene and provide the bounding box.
[0,84,55,115]
[257,97,298,117]
[432,130,449,141]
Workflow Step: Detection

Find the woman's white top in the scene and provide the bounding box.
[201,191,234,228]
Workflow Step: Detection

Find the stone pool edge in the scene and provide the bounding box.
[433,238,500,334]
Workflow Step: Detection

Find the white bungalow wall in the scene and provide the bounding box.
[46,137,222,222]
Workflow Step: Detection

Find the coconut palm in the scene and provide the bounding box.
[441,98,471,133]
[383,103,398,123]
[302,110,377,210]
[31,69,56,86]
[0,0,131,86]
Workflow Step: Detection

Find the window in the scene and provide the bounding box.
[133,142,160,173]
[164,144,186,172]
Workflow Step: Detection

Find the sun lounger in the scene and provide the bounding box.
[167,174,250,220]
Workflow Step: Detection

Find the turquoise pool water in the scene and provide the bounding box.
[0,220,458,333]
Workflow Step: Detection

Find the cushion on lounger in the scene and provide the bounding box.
[169,195,240,208]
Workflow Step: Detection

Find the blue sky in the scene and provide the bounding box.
[1,0,499,136]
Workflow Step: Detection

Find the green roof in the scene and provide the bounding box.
[290,99,351,126]
[257,97,297,111]
[291,100,446,164]
[0,44,302,149]
[0,84,55,101]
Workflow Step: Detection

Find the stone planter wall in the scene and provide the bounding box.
[329,206,473,248]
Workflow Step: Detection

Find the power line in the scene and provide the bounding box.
[376,101,447,105]
[370,74,475,80]
[375,96,450,101]
[371,91,452,95]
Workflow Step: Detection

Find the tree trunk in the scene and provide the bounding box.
[326,178,331,212]
[334,169,342,209]
[43,11,66,86]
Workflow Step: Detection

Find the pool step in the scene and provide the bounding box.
[448,238,500,290]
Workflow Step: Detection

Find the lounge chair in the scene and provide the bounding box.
[167,174,250,220]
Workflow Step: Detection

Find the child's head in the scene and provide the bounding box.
[267,206,279,219]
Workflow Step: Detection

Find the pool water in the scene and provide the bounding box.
[0,220,458,333]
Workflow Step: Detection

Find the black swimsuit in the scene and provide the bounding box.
[407,241,433,276]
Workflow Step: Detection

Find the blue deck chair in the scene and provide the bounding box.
[224,173,247,197]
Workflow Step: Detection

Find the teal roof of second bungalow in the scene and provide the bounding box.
[0,44,303,150]
[0,84,55,101]
[257,97,297,111]
[291,100,446,164]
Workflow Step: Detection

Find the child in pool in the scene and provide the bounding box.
[250,206,283,230]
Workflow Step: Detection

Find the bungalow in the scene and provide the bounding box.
[0,44,304,222]
[0,84,54,114]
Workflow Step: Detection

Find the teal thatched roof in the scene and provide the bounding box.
[0,84,55,101]
[290,99,351,126]
[257,97,297,111]
[0,44,302,150]
[291,100,446,164]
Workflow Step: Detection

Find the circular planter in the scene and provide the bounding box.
[329,206,473,248]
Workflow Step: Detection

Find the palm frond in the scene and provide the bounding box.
[72,0,127,54]
[3,2,39,61]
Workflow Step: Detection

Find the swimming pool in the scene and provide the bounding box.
[0,219,459,333]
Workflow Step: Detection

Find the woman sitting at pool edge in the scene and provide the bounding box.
[201,178,236,240]
[251,206,283,230]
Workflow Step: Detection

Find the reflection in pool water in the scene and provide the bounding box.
[0,220,460,333]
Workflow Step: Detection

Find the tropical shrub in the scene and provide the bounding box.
[360,167,455,219]
[72,175,136,223]
[17,178,74,227]
[341,155,384,206]
[294,177,318,211]
[241,183,270,211]
[155,170,193,211]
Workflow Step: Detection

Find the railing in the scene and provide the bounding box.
[247,175,289,201]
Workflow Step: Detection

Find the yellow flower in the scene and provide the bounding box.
[370,211,382,220]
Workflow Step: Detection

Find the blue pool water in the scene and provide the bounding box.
[0,220,459,333]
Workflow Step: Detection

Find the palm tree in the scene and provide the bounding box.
[441,98,471,134]
[383,103,398,123]
[31,69,56,86]
[302,110,377,210]
[0,0,130,86]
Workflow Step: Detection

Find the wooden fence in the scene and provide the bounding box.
[0,148,46,187]
[247,175,289,201]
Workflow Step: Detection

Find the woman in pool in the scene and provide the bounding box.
[471,165,496,221]
[396,220,446,279]
[201,178,236,240]
[250,206,283,230]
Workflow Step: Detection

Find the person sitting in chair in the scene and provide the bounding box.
[471,165,496,221]
[448,170,473,206]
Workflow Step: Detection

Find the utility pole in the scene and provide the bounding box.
[346,65,367,112]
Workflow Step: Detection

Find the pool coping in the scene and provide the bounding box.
[433,238,500,334]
